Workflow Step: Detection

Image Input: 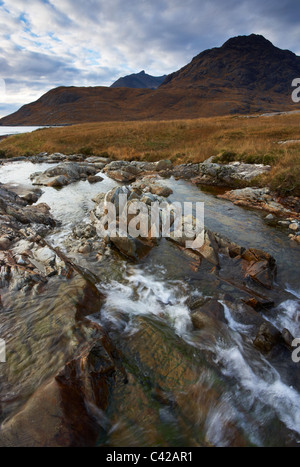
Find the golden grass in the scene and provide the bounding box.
[0,113,300,195]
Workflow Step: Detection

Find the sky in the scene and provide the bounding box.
[0,0,300,118]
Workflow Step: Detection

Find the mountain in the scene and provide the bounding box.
[1,34,300,126]
[111,70,167,89]
[162,34,300,94]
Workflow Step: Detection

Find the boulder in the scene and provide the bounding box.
[289,223,299,231]
[0,237,11,250]
[131,176,173,197]
[194,230,220,266]
[88,175,104,184]
[110,231,152,260]
[191,299,226,330]
[155,160,173,171]
[242,248,277,289]
[194,159,271,187]
[253,322,282,353]
[150,185,173,197]
[47,175,69,187]
[107,170,136,183]
[30,162,99,187]
[219,187,298,218]
[172,164,199,179]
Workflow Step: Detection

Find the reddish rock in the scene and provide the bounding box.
[88,175,104,184]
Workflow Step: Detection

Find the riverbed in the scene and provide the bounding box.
[0,159,299,447]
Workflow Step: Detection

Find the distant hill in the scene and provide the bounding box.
[1,34,300,126]
[111,70,167,89]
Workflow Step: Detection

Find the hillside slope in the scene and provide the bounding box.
[1,34,299,125]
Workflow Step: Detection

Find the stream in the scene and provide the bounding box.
[0,160,300,447]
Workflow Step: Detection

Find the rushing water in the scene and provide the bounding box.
[0,160,300,446]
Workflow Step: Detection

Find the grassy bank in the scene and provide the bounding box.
[0,113,300,196]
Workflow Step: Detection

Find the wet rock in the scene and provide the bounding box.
[91,184,278,301]
[108,315,249,446]
[219,187,299,220]
[47,175,69,187]
[88,175,103,184]
[21,190,43,204]
[104,160,129,172]
[106,169,136,183]
[282,328,294,350]
[30,162,99,187]
[105,160,175,184]
[56,342,116,416]
[0,186,55,233]
[191,299,226,330]
[0,321,113,447]
[73,223,97,240]
[241,248,277,289]
[253,322,282,353]
[150,185,173,197]
[191,311,213,330]
[192,158,271,187]
[104,161,141,183]
[172,164,199,179]
[244,261,275,289]
[194,230,220,266]
[33,246,56,266]
[187,296,209,311]
[155,160,173,171]
[242,297,275,311]
[224,301,266,331]
[110,231,152,260]
[293,235,300,245]
[85,156,111,164]
[47,152,66,162]
[93,162,106,170]
[2,185,44,205]
[132,176,173,197]
[91,192,106,204]
[0,237,11,250]
[289,223,299,231]
[78,243,92,254]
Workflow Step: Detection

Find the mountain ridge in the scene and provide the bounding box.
[111,70,167,89]
[1,34,299,125]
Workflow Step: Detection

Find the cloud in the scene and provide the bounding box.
[0,0,299,118]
